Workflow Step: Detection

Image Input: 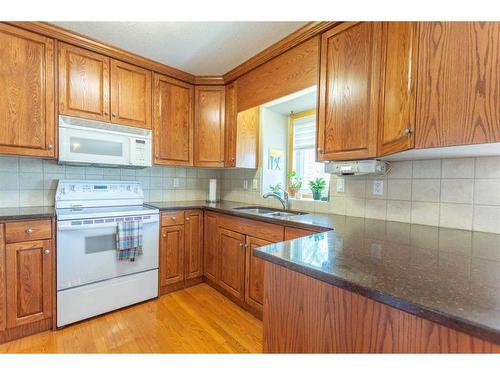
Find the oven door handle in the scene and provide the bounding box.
[57,219,157,231]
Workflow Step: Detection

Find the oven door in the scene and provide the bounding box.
[56,214,159,291]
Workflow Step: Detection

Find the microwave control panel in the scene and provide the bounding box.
[132,139,149,166]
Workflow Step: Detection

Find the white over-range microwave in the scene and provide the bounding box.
[58,115,152,168]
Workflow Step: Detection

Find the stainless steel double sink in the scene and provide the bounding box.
[233,206,308,218]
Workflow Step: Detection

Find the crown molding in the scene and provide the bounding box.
[7,21,196,84]
[222,21,340,83]
[6,21,341,86]
[194,76,225,86]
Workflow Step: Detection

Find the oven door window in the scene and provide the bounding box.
[84,233,117,254]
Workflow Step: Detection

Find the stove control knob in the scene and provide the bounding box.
[61,187,66,194]
[127,185,132,191]
[70,185,76,191]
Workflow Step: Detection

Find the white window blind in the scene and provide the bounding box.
[293,115,316,150]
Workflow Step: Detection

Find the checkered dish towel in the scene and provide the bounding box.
[116,219,143,261]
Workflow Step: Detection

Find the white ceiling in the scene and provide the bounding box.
[50,22,308,75]
[264,86,317,115]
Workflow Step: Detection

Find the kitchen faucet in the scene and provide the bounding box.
[262,189,290,210]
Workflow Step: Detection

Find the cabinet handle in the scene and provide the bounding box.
[162,234,166,238]
[112,112,117,117]
[104,111,109,116]
[186,218,190,221]
[44,249,51,255]
[239,243,244,248]
[318,148,323,153]
[25,228,33,235]
[404,128,413,136]
[47,144,53,150]
[171,216,176,220]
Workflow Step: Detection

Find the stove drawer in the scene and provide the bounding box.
[5,219,52,243]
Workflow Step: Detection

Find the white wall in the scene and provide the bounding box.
[260,107,288,195]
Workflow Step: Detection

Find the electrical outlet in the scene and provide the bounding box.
[173,178,180,188]
[243,180,249,190]
[372,180,384,196]
[336,178,345,193]
[252,179,258,191]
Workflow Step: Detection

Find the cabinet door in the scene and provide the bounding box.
[203,212,219,282]
[245,236,270,312]
[194,86,225,167]
[284,226,319,240]
[378,22,418,156]
[0,225,5,332]
[185,210,203,280]
[159,225,184,287]
[0,24,55,158]
[416,22,500,148]
[110,59,152,129]
[317,22,382,161]
[58,42,110,122]
[153,73,194,166]
[5,239,53,328]
[218,228,246,301]
[224,81,237,167]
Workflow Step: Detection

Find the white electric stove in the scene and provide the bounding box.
[55,180,159,327]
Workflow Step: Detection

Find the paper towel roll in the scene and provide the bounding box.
[208,178,218,203]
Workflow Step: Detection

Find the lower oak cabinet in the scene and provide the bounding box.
[203,211,285,316]
[159,210,204,294]
[0,219,55,344]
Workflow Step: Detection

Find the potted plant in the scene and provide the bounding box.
[287,171,302,198]
[309,178,327,201]
[269,182,282,197]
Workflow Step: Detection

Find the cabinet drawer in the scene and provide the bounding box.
[4,220,52,243]
[161,211,185,227]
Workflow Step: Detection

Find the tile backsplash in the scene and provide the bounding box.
[220,157,500,234]
[0,156,220,207]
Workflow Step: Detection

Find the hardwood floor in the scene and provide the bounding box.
[0,283,262,353]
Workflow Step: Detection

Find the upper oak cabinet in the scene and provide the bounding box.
[153,73,194,165]
[378,22,418,156]
[58,43,110,122]
[194,86,225,167]
[224,81,259,168]
[317,22,383,161]
[415,22,500,148]
[110,60,152,129]
[0,24,56,158]
[58,43,152,129]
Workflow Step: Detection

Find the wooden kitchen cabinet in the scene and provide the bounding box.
[317,22,382,161]
[5,239,53,328]
[185,210,203,280]
[416,22,500,148]
[245,236,270,312]
[0,226,5,332]
[203,211,219,283]
[153,73,194,166]
[225,82,259,168]
[218,228,246,301]
[110,59,152,129]
[378,22,418,156]
[58,42,110,122]
[159,225,185,287]
[194,86,226,167]
[0,24,56,158]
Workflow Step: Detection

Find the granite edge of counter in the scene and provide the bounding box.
[0,207,56,221]
[253,238,500,346]
[145,202,334,231]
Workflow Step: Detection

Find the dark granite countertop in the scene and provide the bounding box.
[254,216,500,345]
[146,200,336,231]
[148,200,500,344]
[0,206,55,221]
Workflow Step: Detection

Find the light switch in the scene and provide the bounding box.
[243,180,249,190]
[173,178,180,188]
[372,180,384,196]
[336,178,345,193]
